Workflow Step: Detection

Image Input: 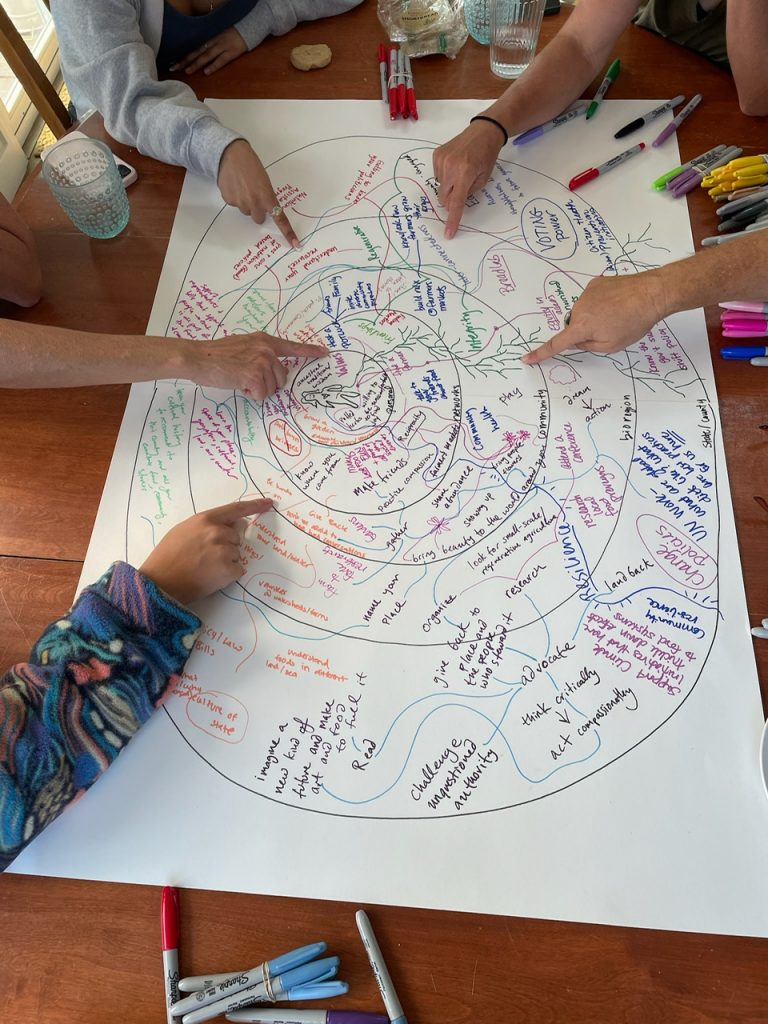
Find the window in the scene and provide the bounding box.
[0,0,61,197]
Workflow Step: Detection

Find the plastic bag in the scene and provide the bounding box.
[377,0,469,58]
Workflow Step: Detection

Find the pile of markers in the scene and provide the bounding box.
[719,302,768,365]
[703,153,768,198]
[163,890,405,1024]
[699,173,768,247]
[378,43,418,121]
[651,143,741,198]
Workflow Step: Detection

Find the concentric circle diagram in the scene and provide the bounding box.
[133,136,720,818]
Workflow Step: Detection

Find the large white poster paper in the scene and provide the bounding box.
[15,101,768,936]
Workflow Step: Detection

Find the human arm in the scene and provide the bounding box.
[175,0,364,76]
[0,194,42,307]
[48,0,299,244]
[522,228,768,364]
[0,321,327,394]
[726,0,768,115]
[0,497,272,869]
[50,0,240,181]
[433,0,640,239]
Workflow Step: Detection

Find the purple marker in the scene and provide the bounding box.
[226,1012,389,1024]
[651,93,701,147]
[668,145,742,196]
[513,101,589,144]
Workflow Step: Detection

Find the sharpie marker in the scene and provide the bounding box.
[226,1011,388,1024]
[751,357,768,366]
[569,142,645,191]
[180,973,247,994]
[717,186,768,219]
[172,944,327,1017]
[614,95,684,138]
[721,347,768,358]
[651,93,701,147]
[378,44,387,103]
[722,309,768,321]
[180,960,341,1024]
[585,58,620,119]
[652,144,727,190]
[513,101,589,144]
[188,983,347,1024]
[356,911,408,1024]
[720,301,768,314]
[670,146,742,196]
[723,318,768,331]
[162,887,182,1024]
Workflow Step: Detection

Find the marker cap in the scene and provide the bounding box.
[162,887,180,951]
[568,168,599,191]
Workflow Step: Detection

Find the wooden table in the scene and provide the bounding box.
[1,5,767,1021]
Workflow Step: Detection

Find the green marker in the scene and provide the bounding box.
[585,58,621,120]
[651,144,729,191]
[652,164,686,190]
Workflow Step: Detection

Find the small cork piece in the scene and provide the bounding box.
[290,44,332,71]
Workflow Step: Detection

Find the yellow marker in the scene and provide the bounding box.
[706,177,740,193]
[706,156,768,181]
[728,154,768,171]
[709,175,768,197]
[737,164,768,178]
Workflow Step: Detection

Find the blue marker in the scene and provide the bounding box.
[284,982,350,1001]
[181,958,341,1024]
[172,943,327,1019]
[720,347,768,359]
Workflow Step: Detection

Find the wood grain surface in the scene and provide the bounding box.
[1,5,766,1021]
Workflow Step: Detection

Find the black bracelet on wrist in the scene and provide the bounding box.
[469,115,509,146]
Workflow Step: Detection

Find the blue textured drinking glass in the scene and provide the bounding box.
[464,0,491,44]
[42,137,129,239]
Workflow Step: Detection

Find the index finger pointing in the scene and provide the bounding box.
[204,498,274,524]
[268,203,300,250]
[443,187,466,241]
[269,337,329,360]
[521,324,588,366]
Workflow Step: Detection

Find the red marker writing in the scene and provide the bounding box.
[569,142,646,191]
[162,886,181,1024]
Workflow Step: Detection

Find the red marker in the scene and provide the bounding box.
[388,46,398,121]
[162,886,181,1024]
[569,142,646,191]
[404,52,418,120]
[378,43,388,103]
[396,48,407,118]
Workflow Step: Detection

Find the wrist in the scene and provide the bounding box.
[470,114,509,146]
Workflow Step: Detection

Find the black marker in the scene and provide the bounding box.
[614,95,684,139]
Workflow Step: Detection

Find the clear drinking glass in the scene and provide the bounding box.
[490,0,546,78]
[42,137,129,239]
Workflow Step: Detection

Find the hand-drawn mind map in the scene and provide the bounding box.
[132,134,720,820]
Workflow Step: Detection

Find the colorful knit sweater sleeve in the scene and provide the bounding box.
[0,561,201,870]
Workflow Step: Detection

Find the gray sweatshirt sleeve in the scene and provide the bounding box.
[235,0,365,50]
[50,0,242,181]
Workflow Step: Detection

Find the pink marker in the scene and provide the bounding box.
[721,309,768,321]
[720,300,768,314]
[723,326,768,338]
[569,142,646,191]
[162,887,181,1024]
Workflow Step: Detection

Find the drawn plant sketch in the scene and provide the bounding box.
[124,134,721,822]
